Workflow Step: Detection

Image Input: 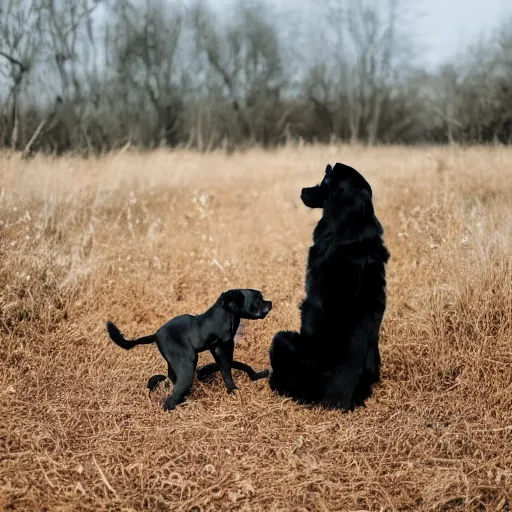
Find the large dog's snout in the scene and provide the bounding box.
[301,185,326,209]
[300,187,313,205]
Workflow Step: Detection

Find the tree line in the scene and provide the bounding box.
[1,0,511,156]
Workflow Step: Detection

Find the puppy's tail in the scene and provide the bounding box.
[106,321,156,350]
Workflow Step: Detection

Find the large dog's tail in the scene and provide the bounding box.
[106,321,156,350]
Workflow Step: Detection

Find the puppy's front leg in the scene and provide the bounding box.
[197,338,235,381]
[211,344,237,393]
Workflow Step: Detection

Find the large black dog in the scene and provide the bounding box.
[107,289,272,411]
[269,163,390,411]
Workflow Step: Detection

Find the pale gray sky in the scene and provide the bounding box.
[414,0,511,67]
[209,0,512,69]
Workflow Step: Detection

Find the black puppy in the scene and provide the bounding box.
[269,163,390,411]
[107,289,272,410]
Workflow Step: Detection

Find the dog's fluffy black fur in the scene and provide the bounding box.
[268,163,390,411]
[106,289,272,411]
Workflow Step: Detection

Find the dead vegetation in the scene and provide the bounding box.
[1,145,511,511]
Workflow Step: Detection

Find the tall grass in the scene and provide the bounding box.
[1,145,511,510]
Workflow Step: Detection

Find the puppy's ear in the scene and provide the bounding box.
[222,290,245,315]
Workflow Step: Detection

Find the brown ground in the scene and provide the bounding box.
[1,145,511,511]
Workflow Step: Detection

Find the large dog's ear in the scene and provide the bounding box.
[324,164,333,184]
[345,188,374,226]
[330,184,374,230]
[222,290,245,315]
[332,163,373,197]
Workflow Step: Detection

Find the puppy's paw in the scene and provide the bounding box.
[251,369,270,380]
[163,397,176,411]
[226,385,238,394]
[147,374,167,392]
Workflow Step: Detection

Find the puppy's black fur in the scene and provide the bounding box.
[107,289,272,411]
[269,163,390,411]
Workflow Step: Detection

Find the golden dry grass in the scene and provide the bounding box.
[1,145,511,511]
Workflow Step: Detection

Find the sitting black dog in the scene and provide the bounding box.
[106,289,272,410]
[269,163,390,411]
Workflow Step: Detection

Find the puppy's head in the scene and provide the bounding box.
[221,289,272,320]
[301,163,374,228]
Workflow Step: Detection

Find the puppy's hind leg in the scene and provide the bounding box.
[147,374,167,393]
[167,362,177,385]
[162,359,196,411]
[147,363,177,393]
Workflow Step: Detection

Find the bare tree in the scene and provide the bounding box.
[0,0,511,153]
[110,0,184,147]
[38,0,104,151]
[304,0,418,144]
[0,0,44,149]
[189,0,286,148]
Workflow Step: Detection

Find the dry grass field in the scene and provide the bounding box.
[1,145,511,511]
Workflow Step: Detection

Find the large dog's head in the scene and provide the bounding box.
[301,163,372,208]
[301,163,375,232]
[221,289,272,320]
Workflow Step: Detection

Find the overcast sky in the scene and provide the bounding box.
[414,0,511,67]
[208,0,512,69]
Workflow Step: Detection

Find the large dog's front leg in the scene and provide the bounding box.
[299,297,325,339]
